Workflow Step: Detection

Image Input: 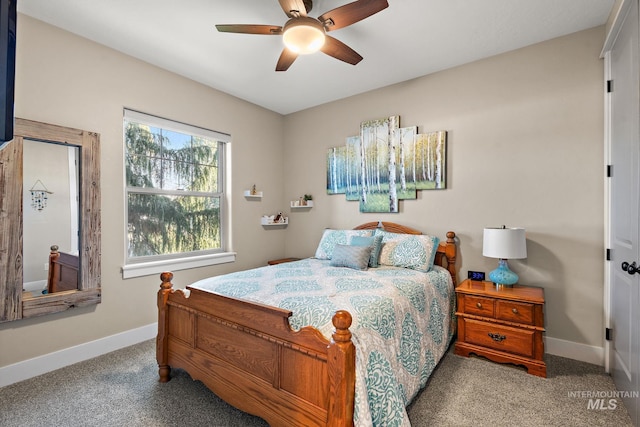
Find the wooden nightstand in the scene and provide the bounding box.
[454,279,547,377]
[267,257,301,265]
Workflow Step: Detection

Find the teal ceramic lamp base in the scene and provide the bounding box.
[489,259,518,286]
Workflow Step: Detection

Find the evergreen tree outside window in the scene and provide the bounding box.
[123,109,229,267]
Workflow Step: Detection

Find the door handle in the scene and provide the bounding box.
[622,261,639,275]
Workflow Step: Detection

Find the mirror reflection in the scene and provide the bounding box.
[22,139,80,296]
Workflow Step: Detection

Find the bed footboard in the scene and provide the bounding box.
[157,272,356,427]
[47,245,79,293]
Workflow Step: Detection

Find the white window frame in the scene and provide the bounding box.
[121,109,235,279]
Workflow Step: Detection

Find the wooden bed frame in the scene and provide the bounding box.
[157,222,457,426]
[47,245,79,294]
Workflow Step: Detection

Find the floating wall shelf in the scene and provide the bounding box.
[244,190,263,199]
[261,216,288,226]
[290,201,313,209]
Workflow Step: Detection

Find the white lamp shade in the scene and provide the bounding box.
[483,227,527,259]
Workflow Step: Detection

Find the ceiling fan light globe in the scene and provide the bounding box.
[283,18,326,54]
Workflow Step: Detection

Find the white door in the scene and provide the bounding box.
[610,1,640,424]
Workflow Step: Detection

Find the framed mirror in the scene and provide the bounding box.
[23,139,80,294]
[0,118,101,322]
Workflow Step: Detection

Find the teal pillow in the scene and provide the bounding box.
[350,234,383,267]
[314,229,374,259]
[330,244,373,270]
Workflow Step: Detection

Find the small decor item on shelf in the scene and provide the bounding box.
[30,179,53,212]
[244,188,263,198]
[262,213,288,225]
[292,195,313,207]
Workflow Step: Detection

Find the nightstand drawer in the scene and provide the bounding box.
[463,295,495,317]
[462,318,535,358]
[496,300,535,325]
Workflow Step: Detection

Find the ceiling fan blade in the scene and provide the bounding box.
[216,24,283,35]
[320,35,362,65]
[319,0,389,32]
[278,0,308,18]
[276,48,298,71]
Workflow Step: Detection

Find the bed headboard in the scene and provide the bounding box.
[353,221,457,285]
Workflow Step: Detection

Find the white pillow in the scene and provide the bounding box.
[375,230,440,272]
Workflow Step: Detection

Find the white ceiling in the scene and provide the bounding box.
[18,0,614,115]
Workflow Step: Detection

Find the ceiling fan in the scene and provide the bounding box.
[215,0,389,71]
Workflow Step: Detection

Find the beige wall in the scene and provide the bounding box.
[0,16,605,369]
[0,15,286,367]
[283,27,606,348]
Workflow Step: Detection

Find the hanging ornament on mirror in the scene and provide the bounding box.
[30,179,53,212]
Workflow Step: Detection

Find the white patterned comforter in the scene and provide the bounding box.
[190,258,455,427]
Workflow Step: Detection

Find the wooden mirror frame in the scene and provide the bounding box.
[0,118,101,322]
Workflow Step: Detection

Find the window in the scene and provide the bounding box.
[122,109,233,278]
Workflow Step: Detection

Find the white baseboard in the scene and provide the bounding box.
[23,280,47,293]
[0,323,157,388]
[0,325,604,388]
[545,336,604,366]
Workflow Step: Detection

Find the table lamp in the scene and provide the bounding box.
[482,226,527,286]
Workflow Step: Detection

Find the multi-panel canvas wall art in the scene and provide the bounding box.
[326,115,447,213]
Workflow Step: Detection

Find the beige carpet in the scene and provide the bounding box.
[0,340,633,426]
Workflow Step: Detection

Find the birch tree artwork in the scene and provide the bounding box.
[326,115,447,213]
[345,136,361,201]
[358,116,399,213]
[326,145,347,194]
[396,126,418,200]
[415,130,447,190]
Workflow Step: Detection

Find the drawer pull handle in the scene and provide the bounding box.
[512,308,518,314]
[488,333,506,342]
[476,302,482,309]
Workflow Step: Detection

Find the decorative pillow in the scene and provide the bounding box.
[330,244,373,270]
[350,234,383,267]
[374,229,405,243]
[377,233,440,272]
[314,229,374,259]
